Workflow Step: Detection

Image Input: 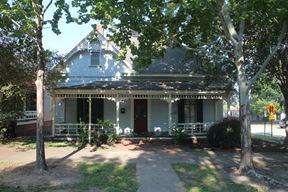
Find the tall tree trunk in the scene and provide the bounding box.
[283,95,288,147]
[238,78,254,172]
[34,0,47,171]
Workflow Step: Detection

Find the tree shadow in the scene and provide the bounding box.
[1,139,288,191]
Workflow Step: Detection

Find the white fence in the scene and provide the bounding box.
[54,122,214,137]
[54,123,104,136]
[17,110,37,121]
[174,122,213,137]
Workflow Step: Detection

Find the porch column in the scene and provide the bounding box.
[214,100,218,121]
[115,98,120,135]
[51,96,56,137]
[88,97,92,144]
[168,95,172,135]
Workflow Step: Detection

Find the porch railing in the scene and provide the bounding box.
[54,123,103,136]
[17,110,37,121]
[174,122,213,137]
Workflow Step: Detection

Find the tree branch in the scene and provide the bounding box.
[238,20,245,47]
[220,3,238,46]
[44,0,53,14]
[249,21,287,86]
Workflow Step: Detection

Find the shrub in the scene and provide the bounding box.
[78,121,88,145]
[207,117,241,149]
[172,127,190,145]
[92,120,119,147]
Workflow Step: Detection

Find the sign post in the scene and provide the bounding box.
[266,103,277,137]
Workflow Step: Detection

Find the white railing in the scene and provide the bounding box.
[174,122,213,136]
[17,110,37,121]
[54,123,105,136]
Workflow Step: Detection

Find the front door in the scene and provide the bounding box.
[134,99,148,133]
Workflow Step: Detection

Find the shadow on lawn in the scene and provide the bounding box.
[1,139,288,191]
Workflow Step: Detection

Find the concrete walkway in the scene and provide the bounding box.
[137,162,186,192]
[1,142,288,191]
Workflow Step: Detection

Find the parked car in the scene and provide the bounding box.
[279,119,287,128]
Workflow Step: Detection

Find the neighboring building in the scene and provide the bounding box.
[51,26,226,137]
[16,90,52,136]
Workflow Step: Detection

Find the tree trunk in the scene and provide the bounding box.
[283,96,288,147]
[238,79,254,172]
[34,0,47,171]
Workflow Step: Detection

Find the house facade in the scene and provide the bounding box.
[51,27,226,137]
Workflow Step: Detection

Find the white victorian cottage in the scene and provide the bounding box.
[51,26,226,138]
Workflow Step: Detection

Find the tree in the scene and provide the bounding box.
[266,40,288,146]
[1,0,71,171]
[250,74,283,120]
[72,0,288,174]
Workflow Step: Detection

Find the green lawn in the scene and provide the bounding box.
[0,163,138,192]
[173,163,264,192]
[74,163,138,192]
[1,137,78,151]
[252,134,285,144]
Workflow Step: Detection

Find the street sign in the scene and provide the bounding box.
[266,103,276,121]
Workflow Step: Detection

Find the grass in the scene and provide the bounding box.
[0,185,22,192]
[173,163,263,192]
[74,163,138,192]
[0,163,138,192]
[1,137,78,151]
[252,134,285,144]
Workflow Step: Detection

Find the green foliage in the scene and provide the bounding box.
[207,118,241,149]
[0,185,22,192]
[79,119,119,147]
[78,121,88,144]
[173,163,261,192]
[250,75,283,117]
[171,127,190,145]
[92,120,119,146]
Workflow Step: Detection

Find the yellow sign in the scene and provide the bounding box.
[266,103,276,121]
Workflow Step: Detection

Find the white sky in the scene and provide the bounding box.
[42,1,97,55]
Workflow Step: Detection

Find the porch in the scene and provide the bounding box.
[52,81,225,142]
[54,122,213,138]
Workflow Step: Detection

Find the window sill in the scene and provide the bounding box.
[89,65,102,68]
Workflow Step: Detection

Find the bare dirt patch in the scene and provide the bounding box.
[0,161,81,191]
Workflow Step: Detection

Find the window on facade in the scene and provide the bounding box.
[184,99,197,123]
[90,51,100,66]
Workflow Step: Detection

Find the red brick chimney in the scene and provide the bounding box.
[96,24,104,35]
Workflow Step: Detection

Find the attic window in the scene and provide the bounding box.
[90,51,100,66]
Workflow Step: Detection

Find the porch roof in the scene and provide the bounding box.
[54,80,227,100]
[57,80,225,92]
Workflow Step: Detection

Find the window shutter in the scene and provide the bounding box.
[178,99,185,123]
[196,99,203,122]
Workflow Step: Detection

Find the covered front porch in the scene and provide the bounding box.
[51,89,225,139]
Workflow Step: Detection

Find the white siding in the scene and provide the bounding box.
[55,99,65,123]
[215,100,223,121]
[104,100,116,124]
[203,100,215,122]
[149,99,169,132]
[65,99,77,123]
[119,99,132,133]
[63,39,132,86]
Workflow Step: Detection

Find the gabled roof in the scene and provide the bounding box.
[138,48,201,74]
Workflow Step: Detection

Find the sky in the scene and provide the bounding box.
[42,1,97,55]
